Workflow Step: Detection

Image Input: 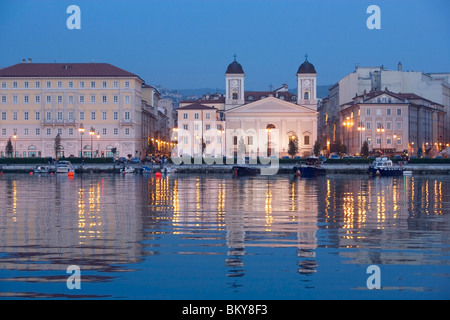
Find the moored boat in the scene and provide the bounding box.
[232,165,259,176]
[34,165,55,174]
[293,157,326,177]
[56,161,74,173]
[368,157,404,176]
[120,166,136,174]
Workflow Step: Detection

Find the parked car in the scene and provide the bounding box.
[318,155,327,162]
[329,154,340,159]
[118,157,127,163]
[131,157,140,163]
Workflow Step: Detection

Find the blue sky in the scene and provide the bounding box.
[0,0,449,90]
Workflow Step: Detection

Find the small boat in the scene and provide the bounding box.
[293,157,326,177]
[232,165,259,176]
[162,167,176,174]
[34,165,55,174]
[368,157,404,176]
[120,166,136,174]
[140,166,152,173]
[56,161,75,173]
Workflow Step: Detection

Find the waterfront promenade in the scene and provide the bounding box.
[1,162,450,175]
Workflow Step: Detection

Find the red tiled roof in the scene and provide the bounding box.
[0,63,142,79]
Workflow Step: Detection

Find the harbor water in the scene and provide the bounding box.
[0,173,449,299]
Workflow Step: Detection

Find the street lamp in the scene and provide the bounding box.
[357,124,366,155]
[89,127,95,158]
[376,125,385,154]
[97,132,101,157]
[218,128,225,157]
[12,134,17,157]
[79,123,85,158]
[266,124,275,157]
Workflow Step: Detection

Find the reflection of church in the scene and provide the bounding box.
[178,56,319,157]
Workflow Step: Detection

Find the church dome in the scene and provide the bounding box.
[226,56,244,74]
[297,56,316,74]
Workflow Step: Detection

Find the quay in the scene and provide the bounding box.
[1,163,450,175]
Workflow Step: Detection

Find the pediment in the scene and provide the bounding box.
[226,97,317,115]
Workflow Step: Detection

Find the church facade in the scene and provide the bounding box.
[176,57,319,158]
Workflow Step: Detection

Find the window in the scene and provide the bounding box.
[113,81,118,88]
[24,81,29,88]
[102,128,107,135]
[113,95,118,103]
[36,128,40,135]
[125,128,130,135]
[397,108,402,116]
[397,137,402,145]
[1,96,6,103]
[183,113,188,119]
[124,96,130,103]
[46,95,51,103]
[114,128,118,135]
[194,113,199,119]
[102,95,107,103]
[206,113,211,119]
[24,111,29,120]
[387,108,391,116]
[79,95,85,103]
[57,81,62,88]
[183,124,188,130]
[79,81,84,88]
[35,81,40,88]
[1,128,5,135]
[386,121,392,130]
[1,82,6,88]
[396,121,402,130]
[57,96,63,103]
[91,111,96,120]
[68,81,73,88]
[387,138,392,145]
[1,111,6,120]
[35,111,40,120]
[24,96,29,103]
[102,111,107,120]
[304,91,310,99]
[35,96,40,103]
[194,124,199,131]
[91,95,96,103]
[304,136,310,145]
[13,112,18,120]
[80,111,84,120]
[68,96,73,103]
[46,128,51,135]
[46,111,51,120]
[113,111,118,120]
[13,81,18,88]
[232,92,238,100]
[57,111,63,120]
[46,81,51,88]
[24,128,28,135]
[125,81,130,88]
[366,109,371,116]
[57,128,62,135]
[102,81,107,88]
[68,111,73,120]
[124,111,130,120]
[247,136,253,145]
[205,124,210,131]
[69,128,74,135]
[13,95,18,103]
[91,81,96,88]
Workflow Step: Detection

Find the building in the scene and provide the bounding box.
[0,60,167,159]
[177,56,319,158]
[338,89,446,156]
[319,63,450,155]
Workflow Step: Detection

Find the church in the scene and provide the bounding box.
[176,56,318,158]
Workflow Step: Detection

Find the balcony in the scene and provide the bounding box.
[120,119,134,126]
[42,119,77,126]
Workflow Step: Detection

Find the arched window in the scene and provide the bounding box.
[106,145,115,158]
[304,91,310,100]
[28,145,37,157]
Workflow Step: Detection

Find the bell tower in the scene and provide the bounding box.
[296,54,317,110]
[225,55,245,110]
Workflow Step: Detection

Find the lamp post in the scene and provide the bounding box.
[342,117,353,155]
[376,125,385,154]
[13,134,17,158]
[97,132,100,157]
[266,124,275,157]
[89,127,95,158]
[218,128,225,157]
[79,123,84,158]
[357,124,366,155]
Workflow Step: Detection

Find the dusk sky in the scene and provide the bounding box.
[0,0,449,91]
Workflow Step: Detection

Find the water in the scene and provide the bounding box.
[0,173,449,299]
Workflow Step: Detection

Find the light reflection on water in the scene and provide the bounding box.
[0,173,449,299]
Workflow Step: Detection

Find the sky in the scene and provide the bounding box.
[0,0,449,91]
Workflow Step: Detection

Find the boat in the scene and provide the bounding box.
[368,157,404,176]
[120,166,136,174]
[56,161,74,173]
[140,165,152,173]
[232,165,259,176]
[33,165,55,174]
[293,157,326,177]
[162,166,176,174]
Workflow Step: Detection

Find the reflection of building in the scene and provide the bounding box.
[177,56,319,158]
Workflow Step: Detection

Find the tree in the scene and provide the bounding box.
[54,133,62,160]
[361,141,369,157]
[146,139,155,155]
[288,136,299,158]
[5,138,13,157]
[313,140,321,157]
[111,147,117,159]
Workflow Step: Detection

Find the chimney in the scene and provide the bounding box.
[28,58,32,63]
[22,59,26,63]
[398,61,402,71]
